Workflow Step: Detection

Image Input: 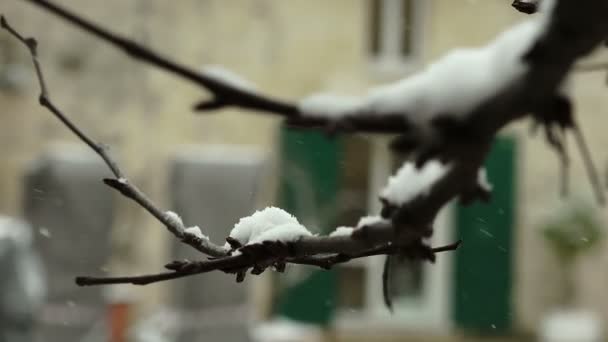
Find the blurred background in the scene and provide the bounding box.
[1,0,608,341]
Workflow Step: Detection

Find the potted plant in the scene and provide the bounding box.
[538,202,604,342]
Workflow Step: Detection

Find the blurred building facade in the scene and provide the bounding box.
[1,0,608,341]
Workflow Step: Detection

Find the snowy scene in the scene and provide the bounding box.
[1,0,608,341]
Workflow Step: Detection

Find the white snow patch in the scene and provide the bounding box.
[249,223,312,245]
[201,65,256,92]
[381,160,450,206]
[164,211,184,230]
[298,94,365,119]
[297,6,553,133]
[329,226,354,237]
[39,227,51,238]
[477,168,493,192]
[184,226,208,241]
[226,207,311,248]
[356,215,389,228]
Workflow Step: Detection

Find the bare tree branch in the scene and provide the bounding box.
[0,15,227,257]
[75,240,462,286]
[572,123,605,203]
[20,0,416,134]
[18,0,289,112]
[22,0,297,115]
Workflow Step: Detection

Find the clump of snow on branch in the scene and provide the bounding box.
[329,226,355,237]
[298,0,555,131]
[183,226,209,241]
[226,207,313,249]
[381,161,492,206]
[381,161,450,206]
[248,223,313,245]
[357,215,389,228]
[163,211,184,230]
[327,216,389,237]
[201,65,256,92]
[477,168,493,193]
[298,94,365,119]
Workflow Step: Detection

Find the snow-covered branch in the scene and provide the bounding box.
[22,0,605,203]
[6,0,608,289]
[2,14,463,287]
[76,207,462,286]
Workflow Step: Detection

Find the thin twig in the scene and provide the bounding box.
[559,129,570,198]
[290,240,459,268]
[572,123,606,205]
[23,0,296,115]
[382,255,393,312]
[76,240,462,286]
[0,15,227,257]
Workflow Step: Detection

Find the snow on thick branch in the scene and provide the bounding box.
[300,12,548,124]
[298,0,557,141]
[5,0,608,287]
[381,161,451,206]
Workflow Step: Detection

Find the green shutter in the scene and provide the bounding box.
[453,136,517,334]
[275,126,342,325]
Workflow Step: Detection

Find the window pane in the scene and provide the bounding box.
[388,257,424,300]
[337,266,366,311]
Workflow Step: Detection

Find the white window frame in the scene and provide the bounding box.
[367,0,428,76]
[333,137,454,335]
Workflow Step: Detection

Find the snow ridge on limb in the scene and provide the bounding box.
[380,161,450,207]
[298,1,554,139]
[200,65,257,93]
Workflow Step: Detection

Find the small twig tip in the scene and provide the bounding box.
[75,276,88,286]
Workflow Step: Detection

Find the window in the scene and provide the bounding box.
[334,137,455,334]
[368,0,424,71]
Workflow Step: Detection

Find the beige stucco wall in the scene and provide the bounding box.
[2,0,607,336]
